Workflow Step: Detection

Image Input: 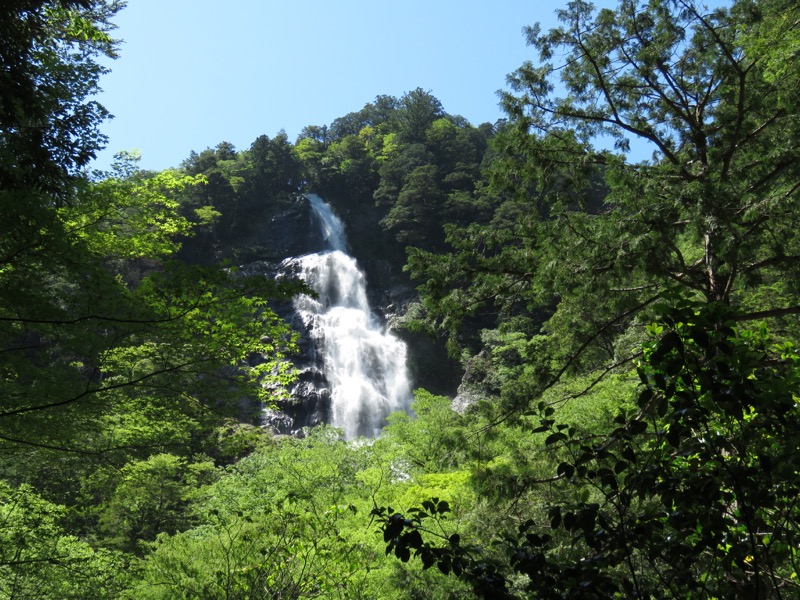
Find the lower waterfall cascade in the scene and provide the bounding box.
[281,194,412,438]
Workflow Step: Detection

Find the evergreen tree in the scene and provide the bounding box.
[380,1,800,597]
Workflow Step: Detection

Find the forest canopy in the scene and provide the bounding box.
[1,0,798,598]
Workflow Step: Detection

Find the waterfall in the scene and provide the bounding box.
[285,194,412,438]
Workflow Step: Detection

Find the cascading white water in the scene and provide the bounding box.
[286,194,412,438]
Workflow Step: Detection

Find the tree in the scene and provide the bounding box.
[0,5,311,593]
[327,95,400,141]
[324,133,380,202]
[388,0,800,596]
[0,0,121,194]
[425,117,486,180]
[381,164,446,247]
[507,0,799,301]
[410,0,800,395]
[297,124,330,145]
[1,156,299,452]
[246,132,302,199]
[99,453,216,552]
[0,2,302,478]
[374,143,435,207]
[131,429,375,599]
[394,88,445,143]
[179,144,245,242]
[0,482,128,599]
[376,302,800,598]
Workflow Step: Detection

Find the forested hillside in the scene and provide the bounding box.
[1,0,798,598]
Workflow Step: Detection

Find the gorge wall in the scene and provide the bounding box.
[240,193,460,436]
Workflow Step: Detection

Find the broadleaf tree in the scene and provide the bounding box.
[0,4,304,590]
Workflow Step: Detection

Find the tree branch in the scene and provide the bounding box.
[0,358,213,419]
[731,306,800,322]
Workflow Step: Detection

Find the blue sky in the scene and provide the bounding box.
[91,1,590,172]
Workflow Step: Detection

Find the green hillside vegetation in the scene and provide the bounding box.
[1,0,798,598]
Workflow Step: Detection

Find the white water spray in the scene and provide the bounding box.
[286,194,412,438]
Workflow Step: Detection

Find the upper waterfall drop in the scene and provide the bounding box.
[286,194,412,438]
[307,193,347,252]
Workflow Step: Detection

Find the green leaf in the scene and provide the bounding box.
[545,432,568,446]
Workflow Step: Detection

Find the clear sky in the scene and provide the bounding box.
[92,1,604,172]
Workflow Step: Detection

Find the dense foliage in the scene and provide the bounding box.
[1,0,798,598]
[377,0,800,597]
[0,1,301,595]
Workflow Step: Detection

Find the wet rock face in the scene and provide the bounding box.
[232,196,324,434]
[232,194,331,266]
[260,196,321,260]
[450,348,495,413]
[399,328,462,398]
[265,368,331,435]
[275,304,333,435]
